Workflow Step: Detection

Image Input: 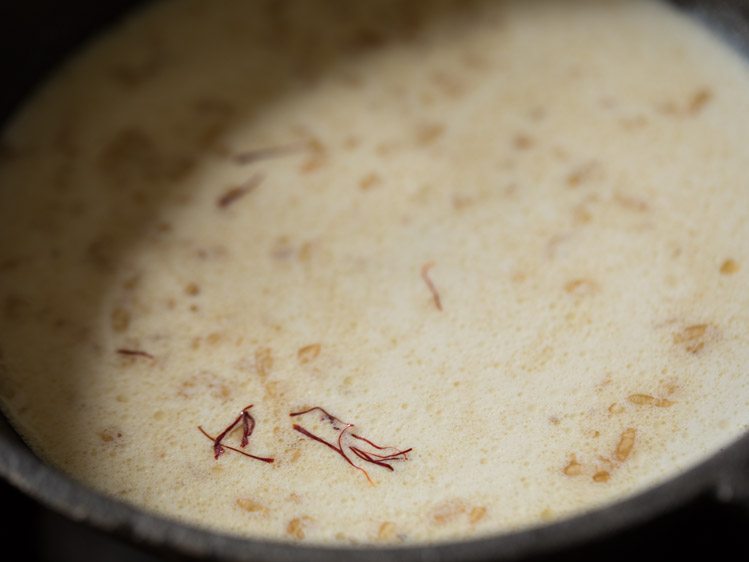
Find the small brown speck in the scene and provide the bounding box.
[297,344,321,364]
[688,88,713,114]
[597,455,613,466]
[513,134,534,150]
[677,324,707,341]
[663,381,679,395]
[592,470,610,483]
[98,129,162,186]
[98,429,122,443]
[300,157,323,173]
[720,259,740,275]
[452,195,474,210]
[377,522,396,541]
[236,498,267,514]
[206,332,222,345]
[255,347,273,379]
[287,517,310,540]
[263,380,280,399]
[430,71,465,98]
[111,307,131,332]
[627,394,673,408]
[608,403,625,414]
[657,101,678,116]
[415,123,445,146]
[628,393,657,406]
[122,275,140,290]
[359,172,381,190]
[185,283,200,296]
[343,136,360,149]
[673,323,710,353]
[298,241,313,262]
[299,138,326,173]
[431,500,466,525]
[615,428,636,462]
[564,279,598,296]
[375,142,398,156]
[614,193,649,212]
[563,455,583,476]
[469,506,487,524]
[462,51,490,70]
[573,204,593,224]
[566,162,597,188]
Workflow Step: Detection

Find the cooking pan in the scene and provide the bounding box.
[1,1,748,560]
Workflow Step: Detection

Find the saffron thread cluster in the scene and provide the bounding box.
[198,404,412,482]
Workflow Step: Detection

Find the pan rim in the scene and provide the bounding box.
[0,423,747,561]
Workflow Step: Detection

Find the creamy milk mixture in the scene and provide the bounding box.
[1,0,748,545]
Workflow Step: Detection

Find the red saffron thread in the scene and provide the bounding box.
[198,404,274,463]
[289,406,412,484]
[290,406,343,426]
[197,427,274,463]
[291,422,372,482]
[116,348,155,360]
[350,447,394,471]
[231,143,306,165]
[420,261,443,311]
[293,423,373,483]
[217,173,263,208]
[351,433,412,456]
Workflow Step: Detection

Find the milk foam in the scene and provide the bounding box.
[0,0,748,544]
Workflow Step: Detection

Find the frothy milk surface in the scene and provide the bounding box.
[1,0,748,545]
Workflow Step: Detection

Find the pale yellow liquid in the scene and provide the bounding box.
[1,0,749,545]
